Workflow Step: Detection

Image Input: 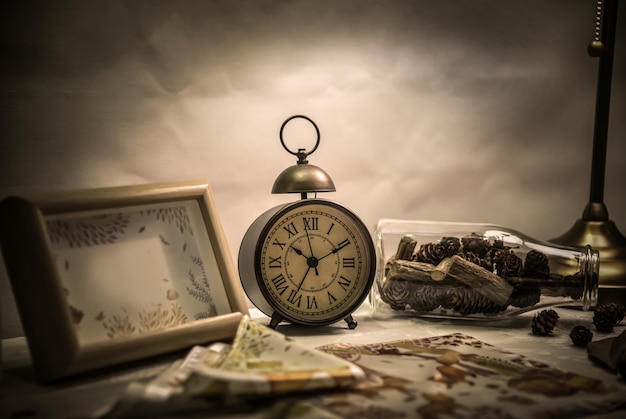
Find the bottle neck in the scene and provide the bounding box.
[581,245,600,310]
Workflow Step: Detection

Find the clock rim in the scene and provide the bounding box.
[253,198,376,326]
[238,202,291,317]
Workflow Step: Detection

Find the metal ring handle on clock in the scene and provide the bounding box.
[279,115,321,158]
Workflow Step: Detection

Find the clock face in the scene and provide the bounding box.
[254,199,374,325]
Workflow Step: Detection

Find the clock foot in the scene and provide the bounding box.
[268,312,283,329]
[344,315,357,329]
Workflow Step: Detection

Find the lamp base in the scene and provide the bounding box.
[550,218,626,305]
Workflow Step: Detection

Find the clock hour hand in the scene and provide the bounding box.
[290,245,309,259]
[290,244,319,275]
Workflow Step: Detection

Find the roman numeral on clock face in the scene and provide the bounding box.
[271,273,288,296]
[269,255,281,269]
[307,295,318,309]
[287,289,302,307]
[342,257,355,268]
[337,275,352,291]
[327,291,337,304]
[283,222,298,238]
[272,238,286,250]
[302,217,319,231]
[335,238,350,251]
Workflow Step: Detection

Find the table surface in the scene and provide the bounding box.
[1,303,625,418]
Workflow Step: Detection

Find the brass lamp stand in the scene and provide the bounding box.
[550,0,626,304]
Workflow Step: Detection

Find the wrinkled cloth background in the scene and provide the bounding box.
[1,0,625,338]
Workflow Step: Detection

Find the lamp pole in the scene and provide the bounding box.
[550,0,626,305]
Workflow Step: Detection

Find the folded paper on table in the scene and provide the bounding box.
[109,320,625,418]
[128,315,365,403]
[310,333,625,418]
[588,330,626,376]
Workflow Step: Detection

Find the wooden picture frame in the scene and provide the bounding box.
[0,180,249,383]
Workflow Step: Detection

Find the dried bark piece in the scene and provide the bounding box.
[395,235,417,261]
[388,259,441,283]
[433,256,514,305]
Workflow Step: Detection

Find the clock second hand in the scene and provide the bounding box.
[295,265,312,292]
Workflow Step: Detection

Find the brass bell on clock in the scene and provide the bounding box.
[271,115,336,198]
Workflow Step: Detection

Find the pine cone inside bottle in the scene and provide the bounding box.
[531,309,559,336]
[414,242,447,265]
[461,234,489,258]
[380,278,410,311]
[409,285,445,312]
[459,251,493,271]
[492,249,523,278]
[440,236,461,257]
[443,286,507,315]
[507,288,541,308]
[523,249,550,279]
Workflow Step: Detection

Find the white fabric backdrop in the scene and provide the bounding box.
[1,0,625,337]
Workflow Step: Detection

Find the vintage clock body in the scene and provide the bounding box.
[238,116,376,329]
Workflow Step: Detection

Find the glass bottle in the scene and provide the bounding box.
[370,219,599,321]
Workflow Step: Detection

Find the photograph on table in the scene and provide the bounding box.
[0,180,249,383]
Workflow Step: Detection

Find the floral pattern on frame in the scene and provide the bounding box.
[45,200,231,345]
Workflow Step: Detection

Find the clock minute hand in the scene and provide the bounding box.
[303,227,319,275]
[317,240,350,261]
[304,227,315,258]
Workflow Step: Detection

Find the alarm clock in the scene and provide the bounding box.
[238,115,376,329]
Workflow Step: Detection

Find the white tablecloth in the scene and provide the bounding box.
[1,304,625,418]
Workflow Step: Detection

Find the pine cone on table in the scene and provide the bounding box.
[523,249,550,278]
[414,242,447,265]
[569,325,593,346]
[600,303,625,325]
[593,303,623,332]
[531,309,559,336]
[593,312,614,332]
